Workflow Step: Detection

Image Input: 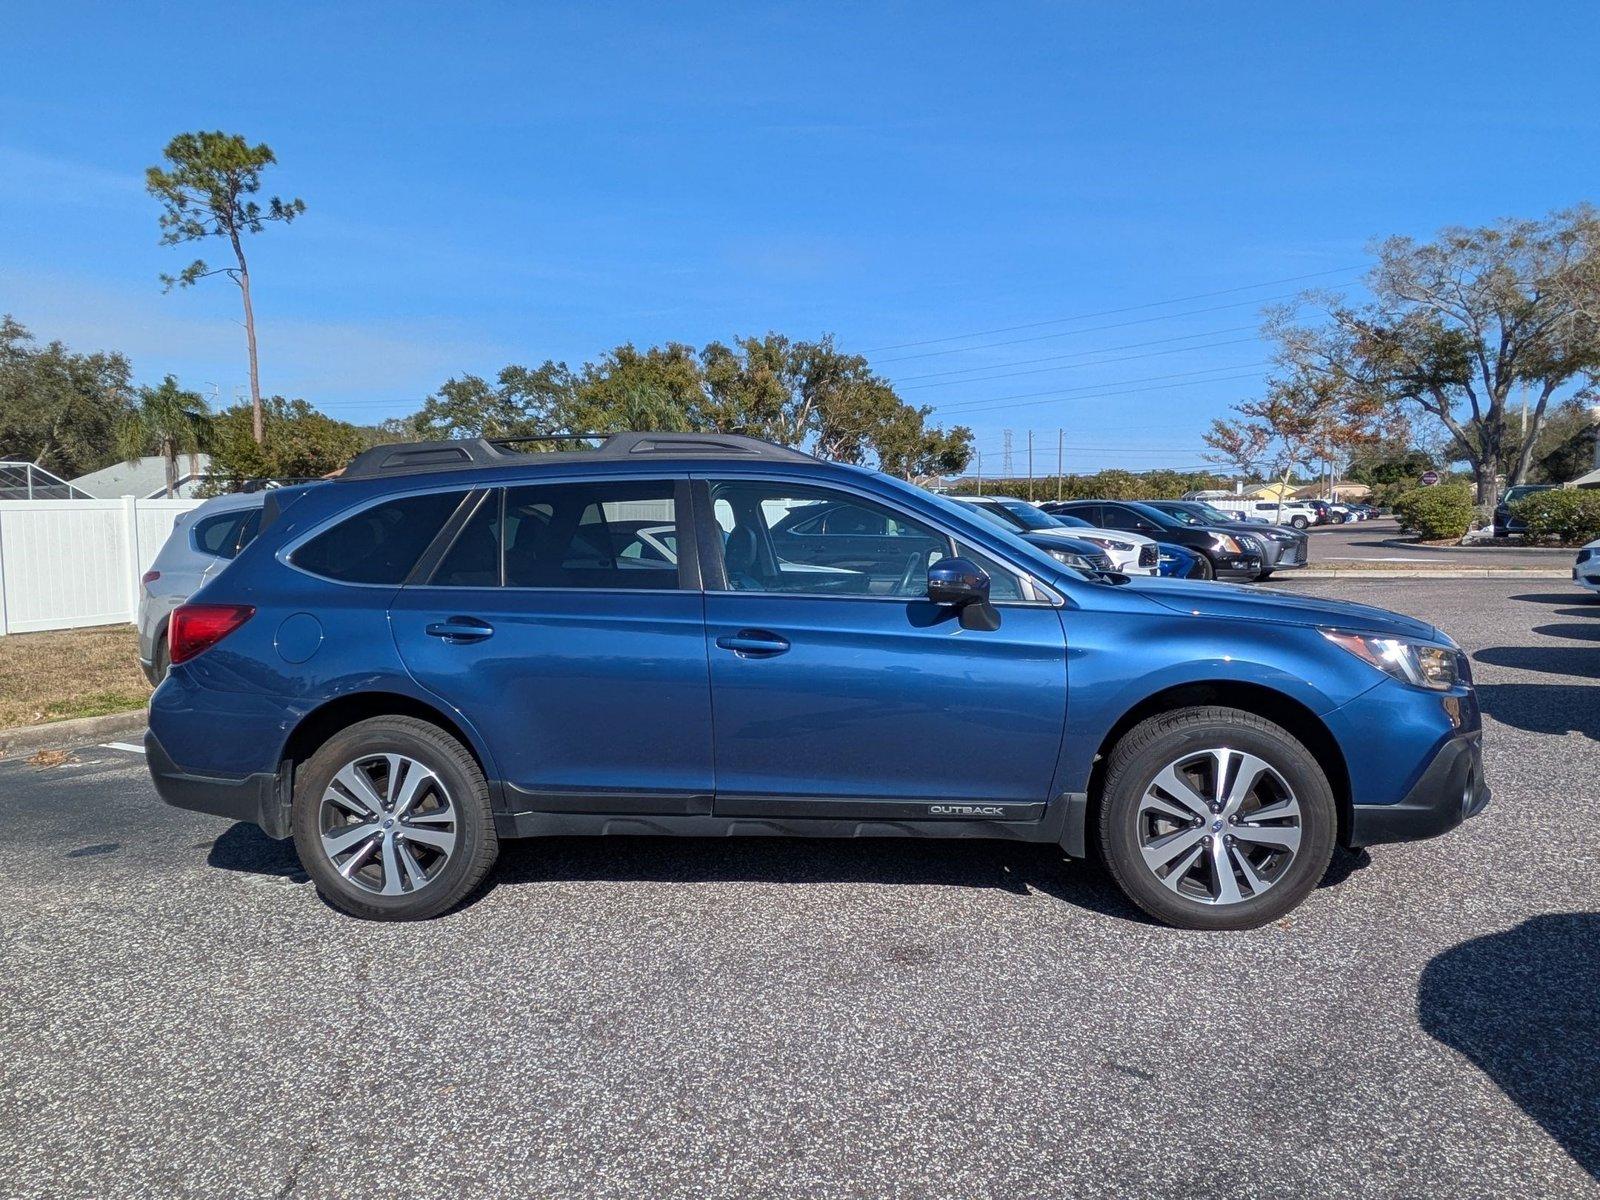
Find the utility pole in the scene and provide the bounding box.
[1002,429,1014,478]
[1056,428,1064,500]
[976,449,983,496]
[1027,430,1034,501]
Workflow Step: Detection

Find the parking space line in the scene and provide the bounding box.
[101,742,146,754]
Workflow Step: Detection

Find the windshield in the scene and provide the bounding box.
[1504,485,1550,503]
[995,499,1066,530]
[1152,503,1206,526]
[1196,503,1234,523]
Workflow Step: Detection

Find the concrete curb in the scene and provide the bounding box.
[1281,569,1573,580]
[0,709,147,756]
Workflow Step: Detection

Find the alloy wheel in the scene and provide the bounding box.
[1135,747,1302,906]
[317,753,458,896]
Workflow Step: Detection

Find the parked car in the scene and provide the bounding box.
[1043,500,1265,580]
[138,492,266,684]
[1494,484,1556,537]
[915,496,1111,574]
[952,495,1158,575]
[1153,541,1208,579]
[1575,540,1600,598]
[1139,500,1309,579]
[1205,497,1319,530]
[147,432,1488,931]
[1302,499,1356,525]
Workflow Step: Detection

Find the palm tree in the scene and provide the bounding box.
[117,375,213,497]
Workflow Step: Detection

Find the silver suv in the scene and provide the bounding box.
[139,492,264,683]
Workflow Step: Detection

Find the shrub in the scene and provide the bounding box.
[1512,488,1600,545]
[1392,484,1475,540]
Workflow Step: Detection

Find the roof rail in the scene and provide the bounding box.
[337,430,816,481]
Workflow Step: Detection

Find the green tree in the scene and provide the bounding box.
[204,396,363,490]
[0,315,134,477]
[1269,207,1600,504]
[115,375,213,497]
[147,132,306,445]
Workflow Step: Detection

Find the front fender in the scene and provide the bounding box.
[1058,608,1379,793]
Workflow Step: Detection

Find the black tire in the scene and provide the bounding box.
[1291,516,1309,530]
[292,716,499,920]
[1195,555,1215,580]
[1255,568,1274,581]
[1097,706,1337,931]
[153,633,171,683]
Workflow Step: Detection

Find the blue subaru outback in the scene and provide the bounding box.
[147,433,1488,929]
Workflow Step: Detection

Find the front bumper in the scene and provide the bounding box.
[146,730,292,839]
[1213,552,1265,580]
[1574,566,1600,594]
[1348,733,1490,847]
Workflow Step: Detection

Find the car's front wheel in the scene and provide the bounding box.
[1195,555,1215,580]
[292,716,499,920]
[1097,706,1336,930]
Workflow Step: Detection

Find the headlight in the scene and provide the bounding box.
[1321,630,1462,690]
[1046,549,1097,571]
[1080,534,1133,554]
[1213,533,1243,553]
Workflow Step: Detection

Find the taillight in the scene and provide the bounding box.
[142,570,161,589]
[168,604,255,665]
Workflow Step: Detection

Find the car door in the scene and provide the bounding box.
[389,478,715,813]
[698,476,1068,820]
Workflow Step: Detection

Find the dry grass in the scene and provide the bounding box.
[0,625,150,729]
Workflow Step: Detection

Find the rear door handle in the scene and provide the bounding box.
[425,618,494,643]
[715,630,791,657]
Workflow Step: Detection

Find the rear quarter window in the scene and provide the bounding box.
[293,491,466,584]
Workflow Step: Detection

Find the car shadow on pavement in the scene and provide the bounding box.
[1510,592,1599,608]
[1476,683,1600,740]
[492,837,1151,920]
[1534,622,1600,642]
[201,824,1375,924]
[1419,914,1600,1183]
[207,822,309,883]
[1474,645,1600,678]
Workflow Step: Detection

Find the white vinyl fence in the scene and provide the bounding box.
[0,498,204,635]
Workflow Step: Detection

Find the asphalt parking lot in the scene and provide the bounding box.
[1306,516,1577,568]
[2,579,1597,1199]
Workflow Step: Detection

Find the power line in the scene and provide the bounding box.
[871,291,1324,365]
[932,362,1271,415]
[898,334,1263,391]
[862,264,1365,354]
[935,369,1270,418]
[891,323,1261,383]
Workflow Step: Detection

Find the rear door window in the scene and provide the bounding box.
[498,480,681,590]
[293,491,467,584]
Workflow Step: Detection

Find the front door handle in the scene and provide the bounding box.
[425,617,494,643]
[715,630,791,657]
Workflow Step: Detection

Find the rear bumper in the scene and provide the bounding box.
[145,730,292,839]
[1348,733,1490,847]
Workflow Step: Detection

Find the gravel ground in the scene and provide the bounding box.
[1,579,1596,1199]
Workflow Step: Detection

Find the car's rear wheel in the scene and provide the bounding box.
[153,633,171,683]
[1291,516,1309,529]
[292,716,499,920]
[1097,706,1336,930]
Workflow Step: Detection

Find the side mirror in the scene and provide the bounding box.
[927,557,991,607]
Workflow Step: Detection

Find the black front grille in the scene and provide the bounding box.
[1138,545,1158,567]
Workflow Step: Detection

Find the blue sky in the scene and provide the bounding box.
[3,1,1597,473]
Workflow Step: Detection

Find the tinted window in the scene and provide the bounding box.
[431,493,502,587]
[194,511,249,558]
[294,491,466,584]
[502,481,679,590]
[712,481,950,597]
